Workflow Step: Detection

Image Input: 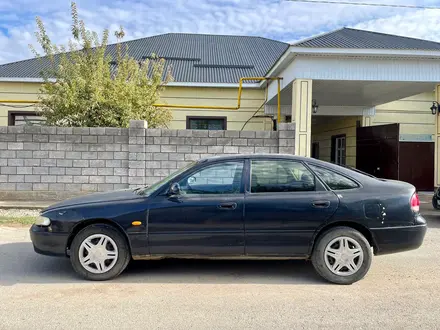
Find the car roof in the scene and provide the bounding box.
[197,153,375,182]
[198,153,321,164]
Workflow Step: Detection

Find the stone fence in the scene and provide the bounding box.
[0,121,295,200]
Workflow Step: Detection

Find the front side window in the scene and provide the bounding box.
[139,162,197,196]
[250,160,315,193]
[308,164,359,190]
[178,161,243,195]
[186,116,226,130]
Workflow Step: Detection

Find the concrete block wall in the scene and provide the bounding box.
[0,121,295,200]
[138,125,281,186]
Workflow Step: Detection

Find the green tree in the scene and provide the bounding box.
[29,2,172,128]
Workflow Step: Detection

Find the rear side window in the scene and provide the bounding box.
[251,160,315,193]
[308,164,359,190]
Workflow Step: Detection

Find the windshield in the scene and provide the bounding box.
[136,161,197,196]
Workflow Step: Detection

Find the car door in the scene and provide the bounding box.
[148,160,245,256]
[244,159,339,256]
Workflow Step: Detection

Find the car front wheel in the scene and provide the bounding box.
[311,227,372,285]
[70,224,131,281]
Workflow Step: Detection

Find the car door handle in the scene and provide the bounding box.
[217,202,237,210]
[312,200,331,208]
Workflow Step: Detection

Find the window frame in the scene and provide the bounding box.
[186,116,227,130]
[174,160,245,196]
[331,134,346,165]
[8,111,44,126]
[305,163,362,192]
[248,158,324,194]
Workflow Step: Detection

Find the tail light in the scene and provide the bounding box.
[411,193,420,213]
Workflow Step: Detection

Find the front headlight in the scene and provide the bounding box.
[35,216,51,226]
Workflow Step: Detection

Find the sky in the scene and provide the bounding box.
[1,0,440,64]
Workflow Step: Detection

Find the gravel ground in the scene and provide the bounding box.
[0,208,41,218]
[0,205,439,330]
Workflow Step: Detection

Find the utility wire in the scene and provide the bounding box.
[240,85,270,131]
[284,0,440,10]
[240,101,267,131]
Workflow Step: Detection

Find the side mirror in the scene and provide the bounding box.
[168,182,181,196]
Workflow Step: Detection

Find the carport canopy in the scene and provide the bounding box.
[261,28,440,184]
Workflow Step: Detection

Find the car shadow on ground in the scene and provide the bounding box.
[0,242,325,286]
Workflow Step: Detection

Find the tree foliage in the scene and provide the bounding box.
[30,2,173,128]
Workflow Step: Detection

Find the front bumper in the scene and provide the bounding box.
[371,223,427,255]
[30,225,69,257]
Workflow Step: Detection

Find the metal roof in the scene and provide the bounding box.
[293,27,440,50]
[3,29,440,83]
[0,33,289,83]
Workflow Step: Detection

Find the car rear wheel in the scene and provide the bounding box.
[311,227,372,285]
[70,224,130,281]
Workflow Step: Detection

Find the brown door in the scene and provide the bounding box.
[356,124,399,180]
[399,142,434,191]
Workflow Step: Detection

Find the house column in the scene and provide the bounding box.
[291,79,313,157]
[362,116,372,126]
[435,85,440,187]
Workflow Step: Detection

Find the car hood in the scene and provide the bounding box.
[43,189,143,211]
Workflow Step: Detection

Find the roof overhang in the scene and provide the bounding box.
[0,77,260,89]
[0,77,54,83]
[165,82,260,88]
[264,46,440,82]
[264,45,440,102]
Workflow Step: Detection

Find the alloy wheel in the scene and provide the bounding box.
[78,234,119,274]
[324,236,364,276]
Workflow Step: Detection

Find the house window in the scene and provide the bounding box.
[186,116,227,130]
[285,115,292,123]
[8,111,45,126]
[331,134,346,165]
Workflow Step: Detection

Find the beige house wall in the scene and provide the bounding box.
[160,86,271,131]
[0,82,271,131]
[0,82,41,126]
[311,116,360,167]
[372,91,435,137]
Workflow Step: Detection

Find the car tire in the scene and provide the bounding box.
[70,224,131,281]
[432,196,440,210]
[311,226,372,285]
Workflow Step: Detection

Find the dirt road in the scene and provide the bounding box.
[1,208,439,330]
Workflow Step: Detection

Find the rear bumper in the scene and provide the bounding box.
[371,223,427,255]
[30,225,69,257]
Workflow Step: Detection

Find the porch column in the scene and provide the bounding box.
[291,79,313,157]
[435,85,440,187]
[362,116,372,126]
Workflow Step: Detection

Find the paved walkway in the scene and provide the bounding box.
[0,201,52,210]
